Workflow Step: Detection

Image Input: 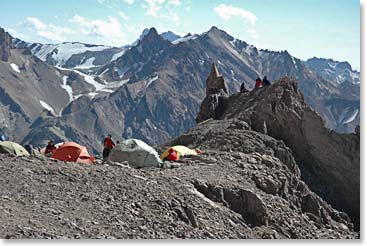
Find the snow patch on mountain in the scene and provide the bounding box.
[343,109,359,124]
[75,57,96,69]
[229,39,237,48]
[10,63,20,73]
[146,76,159,88]
[160,31,181,42]
[57,66,129,99]
[111,49,127,62]
[61,76,73,102]
[39,100,55,115]
[172,35,198,45]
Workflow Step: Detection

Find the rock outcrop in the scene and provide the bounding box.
[196,77,360,228]
[205,63,228,96]
[196,63,229,123]
[0,28,12,62]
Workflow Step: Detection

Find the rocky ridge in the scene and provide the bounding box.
[196,76,360,228]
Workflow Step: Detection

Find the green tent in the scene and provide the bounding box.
[0,141,30,157]
[108,139,162,168]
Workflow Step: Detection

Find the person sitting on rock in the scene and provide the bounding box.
[263,76,271,86]
[255,77,263,88]
[45,140,56,156]
[166,148,178,161]
[103,134,115,161]
[240,82,249,93]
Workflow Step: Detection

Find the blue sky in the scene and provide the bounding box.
[0,0,360,70]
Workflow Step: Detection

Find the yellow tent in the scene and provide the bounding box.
[0,141,30,157]
[160,145,198,160]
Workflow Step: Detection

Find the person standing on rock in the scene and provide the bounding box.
[263,76,271,86]
[255,77,263,88]
[103,134,115,161]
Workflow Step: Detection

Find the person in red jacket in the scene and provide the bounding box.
[255,77,263,88]
[103,134,115,161]
[45,140,56,156]
[167,148,178,161]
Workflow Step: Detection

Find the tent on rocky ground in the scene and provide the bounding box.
[0,141,30,157]
[51,142,95,165]
[108,139,162,168]
[160,145,198,161]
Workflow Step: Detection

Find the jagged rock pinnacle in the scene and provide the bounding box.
[205,63,228,96]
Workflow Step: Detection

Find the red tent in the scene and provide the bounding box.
[51,142,95,165]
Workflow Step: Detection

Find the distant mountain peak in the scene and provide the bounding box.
[209,26,220,32]
[160,31,181,42]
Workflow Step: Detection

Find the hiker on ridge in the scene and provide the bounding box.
[240,82,248,93]
[263,76,271,86]
[103,134,115,161]
[45,140,56,156]
[255,77,263,88]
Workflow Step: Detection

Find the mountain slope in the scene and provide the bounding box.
[2,26,360,153]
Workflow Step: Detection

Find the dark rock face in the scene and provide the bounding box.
[0,28,12,62]
[196,77,360,228]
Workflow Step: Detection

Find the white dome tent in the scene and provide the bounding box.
[108,139,162,168]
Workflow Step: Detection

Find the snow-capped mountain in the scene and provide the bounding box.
[306,57,360,85]
[13,39,127,71]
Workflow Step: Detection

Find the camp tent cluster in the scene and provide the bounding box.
[0,138,201,168]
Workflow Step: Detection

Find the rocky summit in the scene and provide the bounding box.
[0,75,359,239]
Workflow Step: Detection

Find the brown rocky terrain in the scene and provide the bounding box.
[0,77,359,239]
[0,125,357,239]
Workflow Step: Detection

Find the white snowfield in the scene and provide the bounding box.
[39,100,55,115]
[31,43,110,67]
[172,35,198,45]
[10,63,20,73]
